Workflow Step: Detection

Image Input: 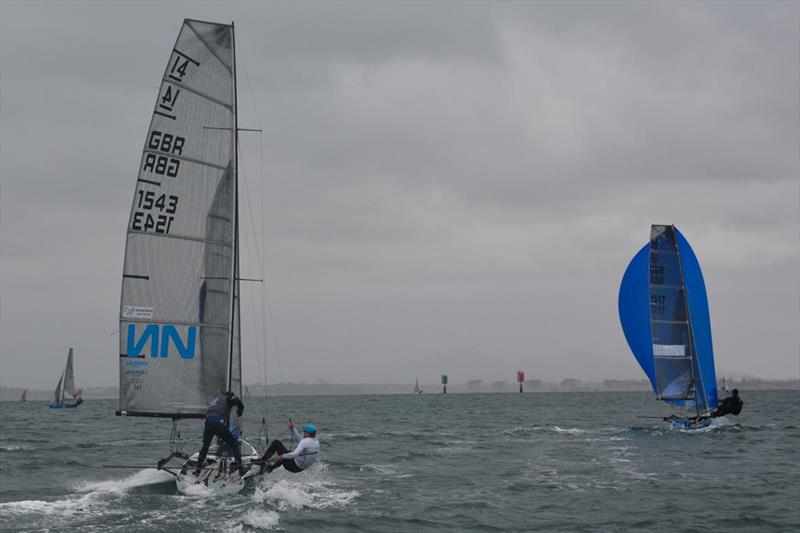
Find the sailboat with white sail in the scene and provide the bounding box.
[618,225,719,430]
[48,348,83,409]
[116,18,264,494]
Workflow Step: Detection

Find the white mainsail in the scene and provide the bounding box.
[119,19,241,418]
[63,347,76,399]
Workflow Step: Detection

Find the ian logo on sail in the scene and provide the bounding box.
[126,324,197,359]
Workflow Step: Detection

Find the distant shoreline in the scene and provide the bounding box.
[3,378,797,401]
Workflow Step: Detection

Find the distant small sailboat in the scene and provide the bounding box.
[48,348,83,409]
[20,389,26,402]
[413,379,423,395]
[619,225,718,430]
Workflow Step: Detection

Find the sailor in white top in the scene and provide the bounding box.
[253,419,320,473]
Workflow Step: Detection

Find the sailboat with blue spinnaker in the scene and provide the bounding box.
[619,225,719,430]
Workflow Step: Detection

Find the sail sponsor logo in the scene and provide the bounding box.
[653,344,685,357]
[121,306,154,319]
[126,323,197,359]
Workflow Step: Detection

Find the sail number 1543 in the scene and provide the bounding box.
[131,190,179,234]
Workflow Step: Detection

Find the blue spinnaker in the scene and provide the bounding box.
[619,243,656,393]
[618,225,717,412]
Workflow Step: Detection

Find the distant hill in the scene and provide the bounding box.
[2,377,796,401]
[0,386,117,402]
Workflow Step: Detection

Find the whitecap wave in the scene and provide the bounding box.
[179,482,216,498]
[75,468,174,495]
[254,479,359,510]
[552,427,586,434]
[253,464,359,511]
[225,509,281,531]
[0,445,31,452]
[0,468,175,521]
[0,493,100,518]
[325,431,374,441]
[359,463,397,475]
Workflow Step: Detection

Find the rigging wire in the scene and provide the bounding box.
[236,34,287,386]
[236,34,286,448]
[238,145,268,446]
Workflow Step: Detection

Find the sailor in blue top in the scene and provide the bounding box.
[253,419,320,473]
[194,390,245,476]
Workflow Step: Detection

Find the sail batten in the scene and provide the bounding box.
[161,79,234,110]
[140,149,231,172]
[119,19,240,418]
[118,318,229,329]
[126,229,234,247]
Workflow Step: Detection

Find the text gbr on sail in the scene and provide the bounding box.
[143,130,185,178]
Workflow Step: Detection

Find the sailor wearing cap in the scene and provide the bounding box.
[252,419,320,473]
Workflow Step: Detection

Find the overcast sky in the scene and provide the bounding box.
[1,1,798,389]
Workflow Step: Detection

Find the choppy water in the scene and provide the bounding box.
[0,390,798,532]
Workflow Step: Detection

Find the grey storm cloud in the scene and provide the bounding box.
[1,1,798,389]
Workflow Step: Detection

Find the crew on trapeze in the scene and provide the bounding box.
[711,388,743,418]
[252,419,319,474]
[194,390,245,476]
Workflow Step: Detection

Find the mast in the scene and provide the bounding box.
[227,20,239,394]
[61,353,70,402]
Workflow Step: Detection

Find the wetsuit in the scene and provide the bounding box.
[711,395,743,418]
[196,392,245,469]
[259,426,319,473]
